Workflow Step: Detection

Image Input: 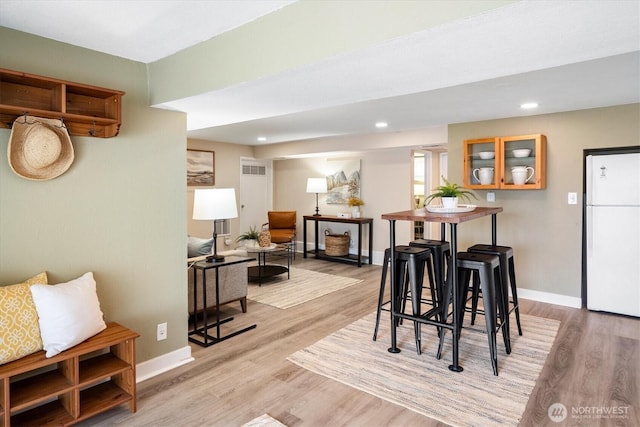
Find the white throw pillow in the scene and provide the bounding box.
[30,272,106,358]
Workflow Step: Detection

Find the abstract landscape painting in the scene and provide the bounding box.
[326,159,360,204]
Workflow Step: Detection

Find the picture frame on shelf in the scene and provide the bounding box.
[187,149,215,186]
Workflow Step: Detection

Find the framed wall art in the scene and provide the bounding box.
[326,159,361,204]
[187,149,215,186]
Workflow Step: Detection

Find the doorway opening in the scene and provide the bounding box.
[412,148,448,240]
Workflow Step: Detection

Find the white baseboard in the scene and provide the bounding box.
[136,345,193,383]
[517,288,582,309]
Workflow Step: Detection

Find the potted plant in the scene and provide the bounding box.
[235,225,260,247]
[347,196,364,218]
[425,177,477,209]
[347,196,364,207]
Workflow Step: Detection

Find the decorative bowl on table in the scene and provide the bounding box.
[512,149,531,158]
[426,204,476,213]
[478,151,495,159]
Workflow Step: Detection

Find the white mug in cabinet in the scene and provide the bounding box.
[473,167,494,185]
[511,166,534,185]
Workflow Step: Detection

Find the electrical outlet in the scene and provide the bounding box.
[487,192,496,202]
[568,192,578,205]
[157,322,167,341]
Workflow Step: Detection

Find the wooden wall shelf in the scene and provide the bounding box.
[0,68,124,138]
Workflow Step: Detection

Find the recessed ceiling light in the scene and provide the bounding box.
[520,102,539,109]
[375,122,388,128]
[257,136,267,142]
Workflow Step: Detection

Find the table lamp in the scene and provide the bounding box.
[192,188,238,262]
[306,177,327,216]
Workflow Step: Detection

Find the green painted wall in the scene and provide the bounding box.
[0,27,188,363]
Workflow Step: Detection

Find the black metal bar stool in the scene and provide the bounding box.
[468,244,522,336]
[409,239,451,309]
[437,252,510,376]
[373,245,435,354]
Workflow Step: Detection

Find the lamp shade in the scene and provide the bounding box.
[192,188,238,220]
[306,177,327,193]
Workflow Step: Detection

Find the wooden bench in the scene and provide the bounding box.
[0,322,138,426]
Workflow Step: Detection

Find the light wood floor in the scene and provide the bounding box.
[82,256,639,427]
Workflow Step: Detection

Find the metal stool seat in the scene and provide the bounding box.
[373,246,435,354]
[410,239,451,309]
[468,244,522,336]
[438,252,510,376]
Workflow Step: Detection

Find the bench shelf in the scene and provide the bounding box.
[0,322,138,427]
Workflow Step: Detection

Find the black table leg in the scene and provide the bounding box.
[303,219,308,259]
[388,219,400,354]
[448,223,463,372]
[368,221,373,264]
[492,214,497,245]
[314,220,319,256]
[357,223,363,267]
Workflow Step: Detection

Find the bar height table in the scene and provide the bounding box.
[381,206,503,372]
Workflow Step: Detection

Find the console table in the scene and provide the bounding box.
[303,215,373,267]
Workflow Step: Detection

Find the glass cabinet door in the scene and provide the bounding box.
[499,134,546,189]
[463,137,499,189]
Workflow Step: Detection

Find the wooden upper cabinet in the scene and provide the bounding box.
[463,137,500,189]
[499,134,546,189]
[0,68,124,138]
[464,134,546,190]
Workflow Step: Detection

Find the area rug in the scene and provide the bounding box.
[247,267,363,309]
[287,311,560,427]
[242,414,287,427]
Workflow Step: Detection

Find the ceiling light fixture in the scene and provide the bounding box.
[520,102,539,109]
[257,136,267,142]
[375,122,388,128]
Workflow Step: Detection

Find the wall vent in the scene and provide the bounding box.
[242,164,266,175]
[215,219,230,236]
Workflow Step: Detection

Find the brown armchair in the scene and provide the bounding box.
[267,211,297,255]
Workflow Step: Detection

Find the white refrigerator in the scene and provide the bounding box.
[586,151,640,317]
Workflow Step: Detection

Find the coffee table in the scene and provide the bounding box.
[245,243,292,285]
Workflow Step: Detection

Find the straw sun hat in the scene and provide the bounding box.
[8,116,74,181]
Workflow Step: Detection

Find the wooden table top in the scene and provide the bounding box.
[381,206,503,224]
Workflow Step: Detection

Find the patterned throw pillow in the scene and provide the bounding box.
[0,272,48,365]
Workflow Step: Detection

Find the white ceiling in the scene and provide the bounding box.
[1,1,639,146]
